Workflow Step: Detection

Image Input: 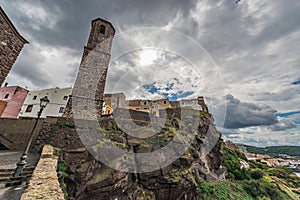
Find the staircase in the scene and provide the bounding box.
[4,153,39,187]
[0,168,14,185]
[0,152,39,199]
[0,166,35,186]
[0,153,39,187]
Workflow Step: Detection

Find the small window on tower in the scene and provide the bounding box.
[63,96,68,100]
[4,94,9,99]
[99,25,106,37]
[33,95,37,100]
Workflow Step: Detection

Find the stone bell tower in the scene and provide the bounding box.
[64,18,115,119]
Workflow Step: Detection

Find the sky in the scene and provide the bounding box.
[1,0,300,147]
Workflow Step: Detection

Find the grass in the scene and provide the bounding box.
[216,147,300,199]
[198,182,253,200]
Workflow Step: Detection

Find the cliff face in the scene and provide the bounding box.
[33,108,224,200]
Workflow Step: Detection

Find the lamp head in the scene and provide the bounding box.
[40,96,50,108]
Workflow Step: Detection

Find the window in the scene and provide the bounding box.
[144,102,147,105]
[25,105,33,112]
[4,94,9,99]
[33,95,37,100]
[59,107,65,113]
[99,25,106,37]
[164,101,166,104]
[63,96,68,100]
[107,110,110,114]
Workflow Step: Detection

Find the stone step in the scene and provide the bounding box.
[21,170,33,176]
[0,177,10,184]
[24,165,35,170]
[0,168,14,173]
[0,172,13,177]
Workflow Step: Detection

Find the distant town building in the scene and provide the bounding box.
[179,98,201,110]
[0,86,28,118]
[19,87,72,118]
[102,102,113,115]
[102,92,209,117]
[104,93,126,109]
[127,99,151,113]
[0,7,28,86]
[150,99,172,117]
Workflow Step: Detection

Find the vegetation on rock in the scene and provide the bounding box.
[197,147,300,200]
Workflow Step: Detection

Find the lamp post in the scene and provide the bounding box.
[6,96,49,186]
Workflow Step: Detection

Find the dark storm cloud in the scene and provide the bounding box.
[1,0,196,49]
[253,1,300,46]
[250,87,300,102]
[224,94,278,129]
[269,119,297,131]
[11,46,52,88]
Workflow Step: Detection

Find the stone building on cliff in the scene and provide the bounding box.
[0,6,28,86]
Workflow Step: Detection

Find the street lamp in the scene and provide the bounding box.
[6,96,50,186]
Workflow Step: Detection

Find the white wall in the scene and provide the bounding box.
[179,99,201,110]
[19,87,72,118]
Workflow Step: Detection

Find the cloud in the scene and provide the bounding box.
[269,118,297,131]
[224,94,278,129]
[1,0,300,146]
[5,43,80,90]
[221,125,300,147]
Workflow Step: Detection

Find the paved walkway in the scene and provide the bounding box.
[0,150,40,200]
[0,184,24,200]
[0,151,22,169]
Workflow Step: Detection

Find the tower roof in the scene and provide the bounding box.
[92,18,115,33]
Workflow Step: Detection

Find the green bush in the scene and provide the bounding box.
[222,148,251,180]
[250,170,263,180]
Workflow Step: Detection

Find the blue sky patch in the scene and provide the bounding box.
[143,82,194,101]
[293,121,300,126]
[292,79,300,85]
[275,111,300,118]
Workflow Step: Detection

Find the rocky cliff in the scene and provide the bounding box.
[32,108,224,200]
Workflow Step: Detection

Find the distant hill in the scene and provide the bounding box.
[245,145,300,159]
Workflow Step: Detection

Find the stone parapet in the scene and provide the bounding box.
[21,145,64,200]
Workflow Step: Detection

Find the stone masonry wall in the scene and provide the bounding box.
[21,145,64,200]
[64,18,115,120]
[0,7,28,86]
[33,108,223,199]
[0,117,57,150]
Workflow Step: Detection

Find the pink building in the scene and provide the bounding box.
[0,86,28,118]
